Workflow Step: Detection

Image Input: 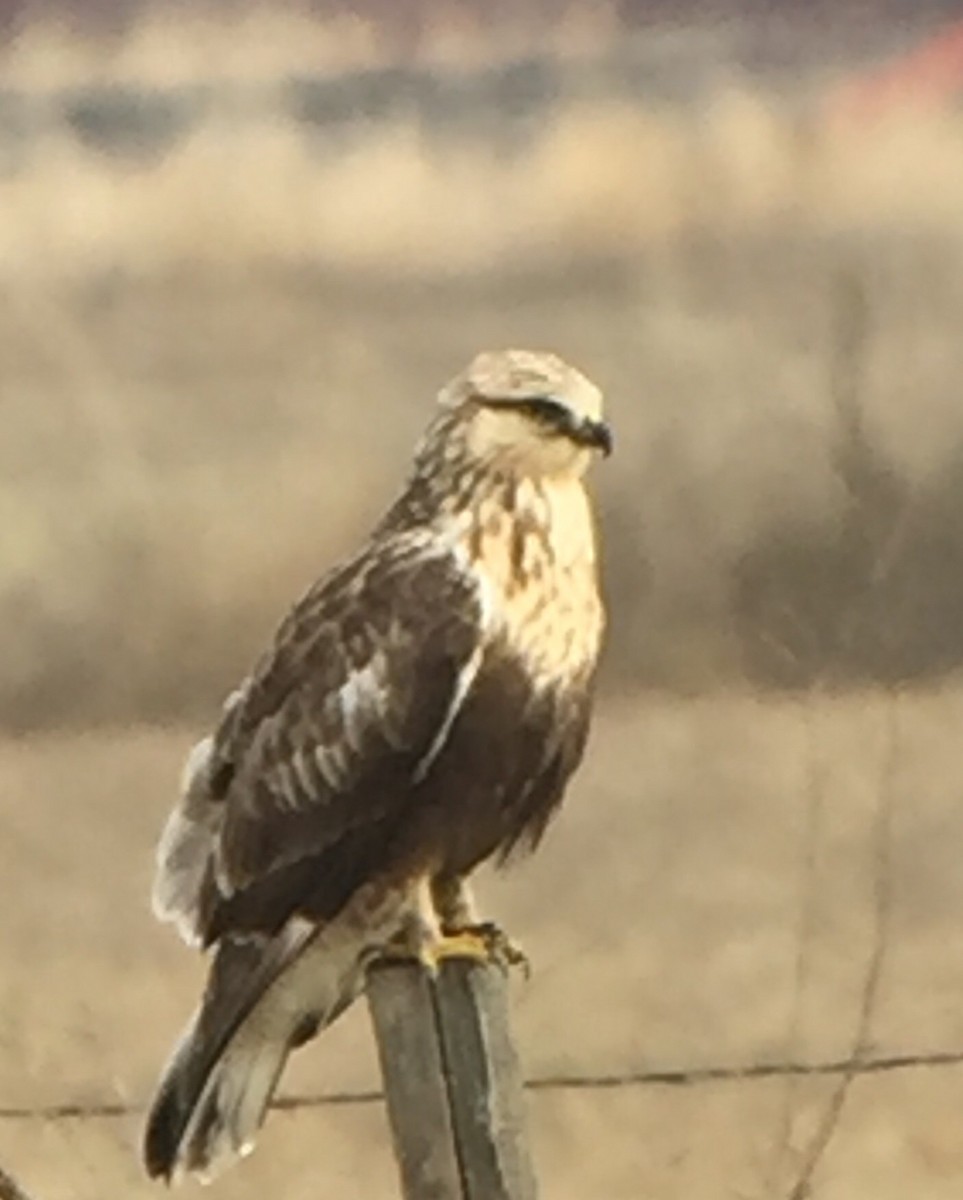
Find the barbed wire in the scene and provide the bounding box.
[2,1046,963,1123]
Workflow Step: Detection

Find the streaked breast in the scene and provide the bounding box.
[464,477,604,685]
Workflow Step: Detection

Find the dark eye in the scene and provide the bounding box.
[520,397,570,424]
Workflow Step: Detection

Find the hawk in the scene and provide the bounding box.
[143,349,610,1181]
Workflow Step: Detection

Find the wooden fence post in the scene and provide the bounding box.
[366,958,537,1200]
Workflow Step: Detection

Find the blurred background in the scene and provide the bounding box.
[4,1,963,1197]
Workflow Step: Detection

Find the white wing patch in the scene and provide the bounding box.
[339,652,388,752]
[311,744,343,790]
[262,654,392,808]
[413,643,484,784]
[153,735,221,945]
[257,602,484,803]
[152,553,489,938]
[288,748,321,801]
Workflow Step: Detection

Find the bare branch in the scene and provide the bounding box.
[786,691,899,1200]
[764,695,829,1195]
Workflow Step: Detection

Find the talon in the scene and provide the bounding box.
[433,930,494,966]
[371,930,490,974]
[371,918,530,978]
[441,921,530,977]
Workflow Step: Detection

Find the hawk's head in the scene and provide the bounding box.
[437,349,611,479]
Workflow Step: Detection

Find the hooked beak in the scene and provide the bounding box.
[572,417,613,457]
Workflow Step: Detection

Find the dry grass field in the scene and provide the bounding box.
[10,218,963,726]
[5,7,963,1198]
[5,688,963,1199]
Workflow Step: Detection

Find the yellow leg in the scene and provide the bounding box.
[431,875,479,929]
[435,921,530,977]
[431,876,529,974]
[377,878,443,972]
[379,924,512,973]
[377,878,529,975]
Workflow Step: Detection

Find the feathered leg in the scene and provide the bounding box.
[430,875,529,973]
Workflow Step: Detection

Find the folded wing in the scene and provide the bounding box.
[153,542,486,946]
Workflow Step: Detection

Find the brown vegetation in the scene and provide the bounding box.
[7,120,963,725]
[4,689,963,1198]
[7,22,963,726]
[4,16,963,1194]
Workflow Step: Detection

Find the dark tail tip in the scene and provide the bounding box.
[143,1078,183,1182]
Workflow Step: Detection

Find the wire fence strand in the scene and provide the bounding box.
[4,1047,963,1123]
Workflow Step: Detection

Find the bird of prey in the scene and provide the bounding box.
[143,348,611,1182]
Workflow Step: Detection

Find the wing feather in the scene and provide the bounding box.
[157,542,486,943]
[413,643,484,783]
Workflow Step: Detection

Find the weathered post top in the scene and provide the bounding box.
[366,958,537,1200]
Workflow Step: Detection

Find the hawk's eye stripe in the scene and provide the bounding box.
[517,398,570,422]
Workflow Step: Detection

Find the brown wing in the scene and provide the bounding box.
[196,541,484,943]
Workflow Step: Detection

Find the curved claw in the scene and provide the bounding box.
[440,920,530,978]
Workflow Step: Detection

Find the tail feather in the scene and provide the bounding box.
[143,1007,292,1182]
[143,922,365,1182]
[154,1012,292,1182]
